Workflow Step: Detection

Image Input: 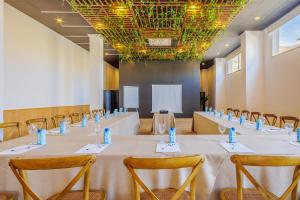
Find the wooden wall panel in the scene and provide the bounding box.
[3,105,90,140]
[104,62,119,90]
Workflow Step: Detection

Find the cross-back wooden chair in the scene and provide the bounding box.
[250,112,261,122]
[241,110,250,120]
[51,115,66,128]
[99,109,105,117]
[26,118,47,130]
[0,122,21,141]
[92,109,99,117]
[124,155,205,200]
[227,108,233,114]
[0,192,14,200]
[220,155,300,200]
[9,155,106,200]
[233,109,240,117]
[280,116,299,131]
[263,114,277,126]
[70,113,81,124]
[82,111,92,120]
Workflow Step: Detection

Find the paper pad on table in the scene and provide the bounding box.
[219,142,254,153]
[289,142,300,149]
[75,144,109,154]
[156,143,181,153]
[0,144,44,155]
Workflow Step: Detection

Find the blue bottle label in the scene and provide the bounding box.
[169,128,176,143]
[297,128,300,142]
[229,128,237,143]
[59,121,66,134]
[81,116,87,127]
[94,113,100,124]
[103,128,111,144]
[240,116,245,125]
[228,113,232,121]
[256,119,262,131]
[37,129,47,145]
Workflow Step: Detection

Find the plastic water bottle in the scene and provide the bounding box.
[37,129,47,145]
[169,128,176,143]
[256,119,263,131]
[59,121,66,135]
[103,128,111,144]
[205,106,208,113]
[81,115,87,127]
[240,115,246,125]
[229,127,237,143]
[228,113,233,121]
[297,128,300,143]
[105,111,110,120]
[94,113,100,124]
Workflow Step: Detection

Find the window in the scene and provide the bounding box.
[227,53,241,74]
[272,14,300,56]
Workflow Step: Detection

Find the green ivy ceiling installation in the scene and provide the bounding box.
[69,0,248,61]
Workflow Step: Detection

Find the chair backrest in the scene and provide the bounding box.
[92,109,99,116]
[0,122,21,141]
[82,112,92,120]
[263,114,277,126]
[250,112,261,122]
[70,113,81,124]
[51,115,66,128]
[233,109,240,117]
[280,116,299,131]
[9,155,96,200]
[227,108,233,114]
[231,154,300,200]
[124,155,205,200]
[241,110,250,120]
[26,118,47,130]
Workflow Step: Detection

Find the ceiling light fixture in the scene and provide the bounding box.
[217,52,220,55]
[254,16,261,21]
[225,44,230,47]
[55,17,64,24]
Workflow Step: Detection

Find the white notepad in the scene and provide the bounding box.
[219,142,254,153]
[0,144,44,155]
[75,144,109,154]
[156,143,181,153]
[71,124,81,127]
[289,142,300,149]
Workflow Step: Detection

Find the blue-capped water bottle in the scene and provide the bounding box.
[124,108,128,112]
[209,107,213,114]
[169,127,176,143]
[37,129,47,145]
[229,127,237,144]
[103,128,111,144]
[81,115,87,127]
[119,107,123,113]
[94,112,100,124]
[113,109,118,116]
[297,128,300,142]
[240,115,246,126]
[105,111,110,120]
[228,112,233,121]
[59,121,66,135]
[256,119,263,131]
[205,106,209,113]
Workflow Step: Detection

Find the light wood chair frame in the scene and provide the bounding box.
[124,155,205,200]
[280,116,299,131]
[241,110,250,120]
[0,122,21,139]
[9,155,96,200]
[263,114,277,126]
[233,109,240,117]
[70,113,81,124]
[250,112,261,122]
[229,154,300,200]
[51,115,66,128]
[82,111,92,120]
[26,118,48,130]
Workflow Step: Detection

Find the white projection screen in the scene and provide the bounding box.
[152,85,182,113]
[123,86,139,108]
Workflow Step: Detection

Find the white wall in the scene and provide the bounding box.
[3,4,90,110]
[214,58,226,110]
[0,0,4,140]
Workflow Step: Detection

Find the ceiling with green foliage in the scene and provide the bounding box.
[69,0,248,61]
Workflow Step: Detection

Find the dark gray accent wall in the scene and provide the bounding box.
[119,61,200,118]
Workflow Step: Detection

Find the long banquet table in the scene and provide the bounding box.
[1,115,300,200]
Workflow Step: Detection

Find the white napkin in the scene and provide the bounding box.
[71,124,81,127]
[75,144,109,154]
[47,130,69,135]
[219,142,254,153]
[156,143,181,153]
[0,144,44,155]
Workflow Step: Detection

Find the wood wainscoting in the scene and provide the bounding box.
[3,105,90,140]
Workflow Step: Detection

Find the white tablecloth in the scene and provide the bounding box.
[1,130,300,199]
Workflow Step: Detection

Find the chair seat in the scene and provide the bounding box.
[220,188,272,200]
[0,192,14,200]
[140,188,190,200]
[48,190,106,200]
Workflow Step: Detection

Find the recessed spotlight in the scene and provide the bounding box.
[105,52,109,56]
[225,44,230,47]
[254,16,261,21]
[201,63,205,66]
[55,17,63,24]
[217,52,220,55]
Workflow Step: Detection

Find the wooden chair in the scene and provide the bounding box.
[9,155,106,200]
[263,114,277,126]
[233,109,240,117]
[51,115,66,128]
[280,116,299,131]
[0,192,14,200]
[70,113,81,124]
[26,118,47,130]
[220,154,300,200]
[92,109,99,117]
[250,112,261,122]
[227,108,233,114]
[124,155,205,200]
[241,110,250,120]
[82,111,92,120]
[0,122,21,141]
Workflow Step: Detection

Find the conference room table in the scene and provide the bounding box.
[1,120,300,199]
[193,111,288,135]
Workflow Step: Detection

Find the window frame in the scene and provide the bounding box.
[226,53,242,75]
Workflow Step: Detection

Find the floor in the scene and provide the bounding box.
[138,118,195,135]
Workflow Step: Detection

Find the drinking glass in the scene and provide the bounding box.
[218,124,226,141]
[157,122,166,143]
[284,123,294,143]
[64,117,71,131]
[27,124,37,144]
